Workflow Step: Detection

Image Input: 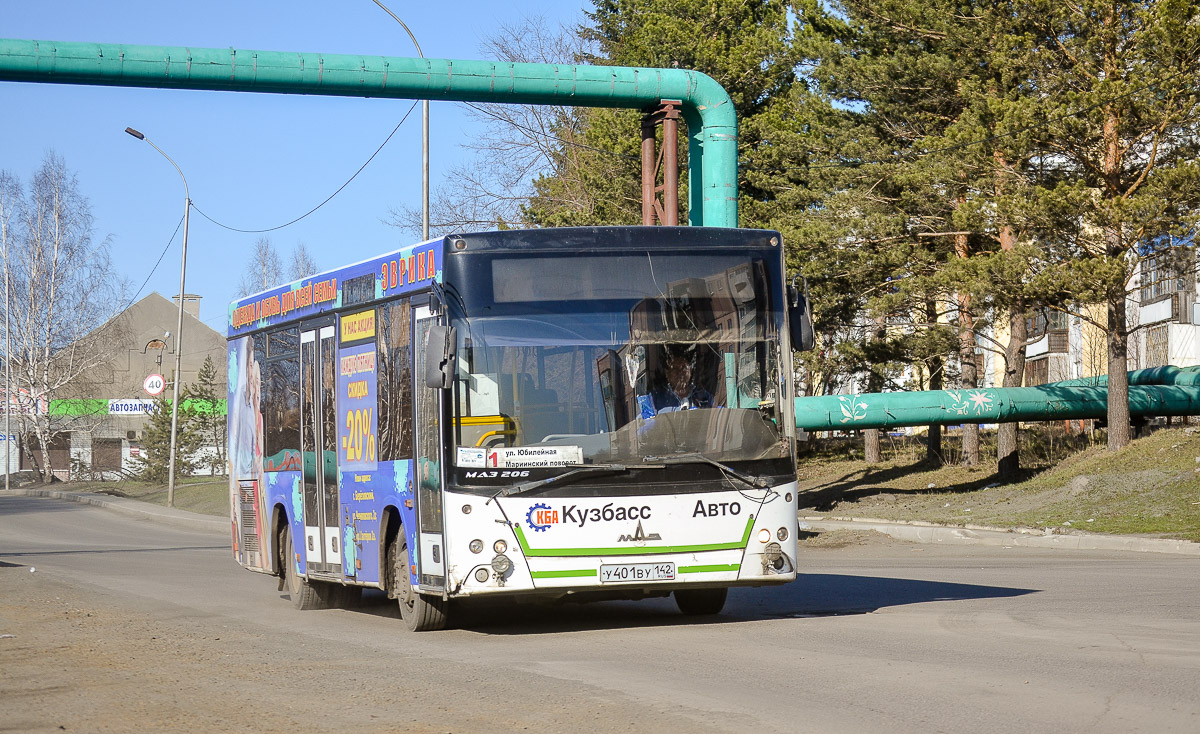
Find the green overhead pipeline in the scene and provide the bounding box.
[0,38,737,227]
[1052,365,1200,388]
[794,381,1200,432]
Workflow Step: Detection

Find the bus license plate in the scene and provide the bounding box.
[599,562,676,583]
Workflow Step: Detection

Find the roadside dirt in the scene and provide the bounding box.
[0,565,325,733]
[0,564,738,734]
[799,528,903,548]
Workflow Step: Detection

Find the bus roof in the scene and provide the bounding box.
[226,227,783,339]
[445,226,780,253]
[227,236,442,338]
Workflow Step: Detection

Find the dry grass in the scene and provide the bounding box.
[798,425,1200,542]
[67,476,229,517]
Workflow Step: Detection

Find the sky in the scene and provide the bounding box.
[1,0,586,335]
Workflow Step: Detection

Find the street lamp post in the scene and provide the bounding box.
[372,0,430,240]
[125,126,190,508]
[3,219,9,490]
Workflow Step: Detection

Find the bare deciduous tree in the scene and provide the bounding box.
[387,16,599,238]
[288,242,319,281]
[239,237,319,295]
[0,153,128,482]
[238,236,283,297]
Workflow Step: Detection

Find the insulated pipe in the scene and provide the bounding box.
[0,38,738,227]
[1044,366,1200,388]
[794,384,1200,431]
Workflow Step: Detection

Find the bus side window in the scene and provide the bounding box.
[260,343,300,471]
[377,300,413,460]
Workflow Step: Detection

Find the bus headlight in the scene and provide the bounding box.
[493,539,508,554]
[469,539,484,554]
[474,567,490,583]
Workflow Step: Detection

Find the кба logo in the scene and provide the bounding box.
[526,502,559,532]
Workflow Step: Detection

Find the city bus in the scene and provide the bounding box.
[227,226,812,630]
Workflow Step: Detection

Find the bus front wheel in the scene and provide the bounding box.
[674,587,728,616]
[387,532,448,632]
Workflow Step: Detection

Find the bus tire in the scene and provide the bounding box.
[674,587,727,616]
[282,525,329,611]
[387,532,448,632]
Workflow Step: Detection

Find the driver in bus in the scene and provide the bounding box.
[638,348,714,418]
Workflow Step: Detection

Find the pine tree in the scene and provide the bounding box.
[183,355,226,476]
[787,1,1081,472]
[780,0,981,461]
[133,374,205,484]
[446,0,1200,467]
[523,0,806,227]
[1016,0,1200,451]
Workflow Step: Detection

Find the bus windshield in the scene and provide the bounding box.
[448,252,790,480]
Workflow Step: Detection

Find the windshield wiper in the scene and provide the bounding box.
[642,453,771,489]
[491,464,633,499]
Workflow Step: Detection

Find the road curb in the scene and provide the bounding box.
[2,487,226,534]
[801,515,1200,556]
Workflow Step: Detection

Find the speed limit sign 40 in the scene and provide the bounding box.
[144,374,166,396]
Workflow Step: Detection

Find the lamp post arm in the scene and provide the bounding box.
[371,0,430,240]
[142,139,190,202]
[371,0,423,57]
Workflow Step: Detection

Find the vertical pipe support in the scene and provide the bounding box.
[641,114,657,226]
[662,102,680,226]
[639,100,682,226]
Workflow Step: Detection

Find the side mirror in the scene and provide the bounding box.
[423,324,457,389]
[787,284,815,352]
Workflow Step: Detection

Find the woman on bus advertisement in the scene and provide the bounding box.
[227,336,267,568]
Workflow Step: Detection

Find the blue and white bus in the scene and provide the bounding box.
[227,226,811,630]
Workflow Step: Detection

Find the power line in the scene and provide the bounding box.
[122,213,184,310]
[461,101,643,162]
[191,100,420,234]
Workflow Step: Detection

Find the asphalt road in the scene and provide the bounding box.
[1,494,1198,733]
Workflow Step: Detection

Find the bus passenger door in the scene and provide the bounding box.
[412,305,445,592]
[299,324,342,578]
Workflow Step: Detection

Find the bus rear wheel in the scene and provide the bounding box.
[387,532,448,632]
[674,587,728,616]
[281,527,362,609]
[282,525,329,610]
